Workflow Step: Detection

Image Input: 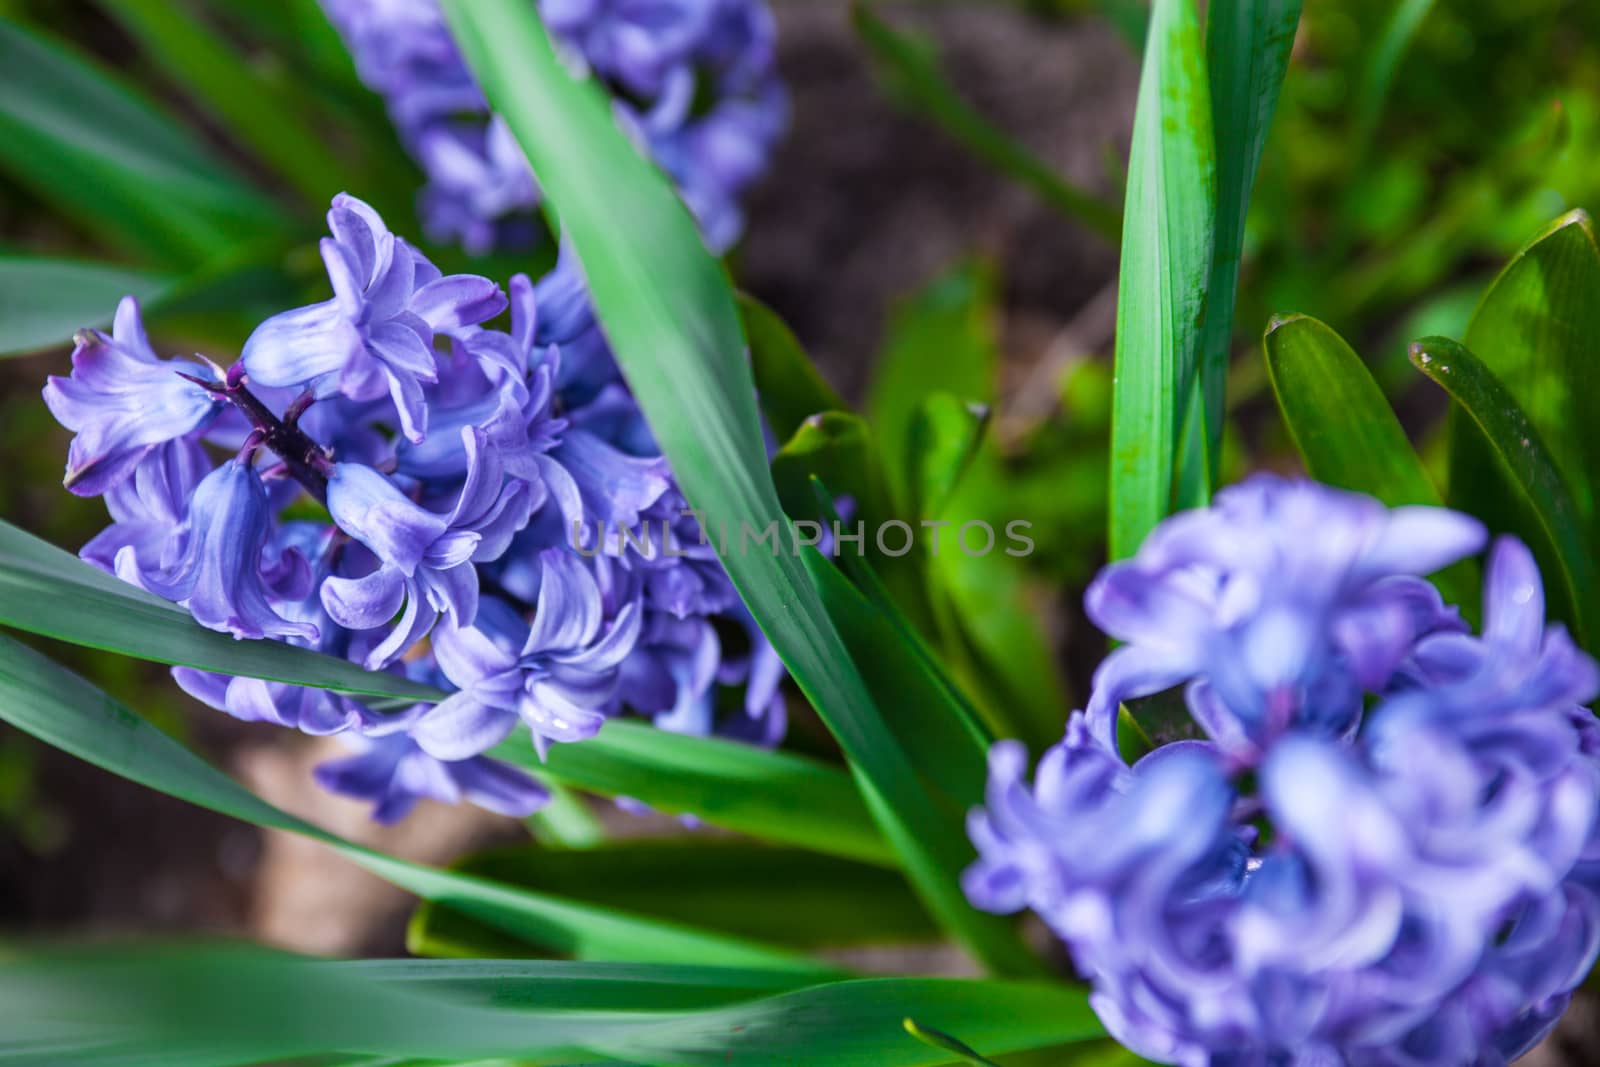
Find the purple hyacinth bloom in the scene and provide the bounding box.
[321,429,531,667]
[240,193,504,442]
[79,436,211,579]
[1085,475,1484,762]
[43,296,223,497]
[315,724,548,824]
[966,482,1600,1067]
[319,0,785,255]
[174,668,367,736]
[411,549,642,760]
[134,460,318,642]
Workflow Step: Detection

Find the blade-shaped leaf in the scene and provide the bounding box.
[1412,336,1595,643]
[0,518,444,704]
[1450,211,1600,541]
[441,0,1040,975]
[0,255,172,357]
[0,633,832,973]
[851,5,1120,243]
[410,841,936,959]
[1191,0,1301,481]
[494,720,893,867]
[740,292,846,445]
[1352,0,1436,156]
[0,945,1103,1067]
[1264,315,1476,612]
[907,393,990,522]
[1108,0,1216,559]
[0,18,282,264]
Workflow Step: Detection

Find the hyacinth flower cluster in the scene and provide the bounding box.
[321,0,787,255]
[965,476,1600,1066]
[43,194,785,822]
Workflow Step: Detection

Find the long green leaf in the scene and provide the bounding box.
[851,5,1120,242]
[495,720,892,867]
[1263,314,1476,612]
[0,256,171,357]
[96,0,346,205]
[1352,0,1435,157]
[1108,0,1216,559]
[1263,314,1441,505]
[0,945,1102,1067]
[0,518,443,704]
[0,633,831,973]
[1450,211,1600,539]
[0,18,281,264]
[441,0,1040,975]
[1412,336,1595,644]
[410,841,936,959]
[1192,0,1301,481]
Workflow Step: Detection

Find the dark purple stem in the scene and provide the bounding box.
[184,368,332,502]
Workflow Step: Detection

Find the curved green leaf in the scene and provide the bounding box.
[0,945,1102,1066]
[1264,315,1476,611]
[441,0,1040,975]
[1109,0,1216,558]
[1450,211,1600,537]
[410,841,935,958]
[0,518,444,704]
[0,256,172,357]
[0,18,281,263]
[496,720,892,867]
[0,633,831,974]
[908,393,990,522]
[1412,336,1594,643]
[1263,314,1441,505]
[1192,0,1301,482]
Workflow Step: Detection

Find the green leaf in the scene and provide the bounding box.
[1263,314,1442,505]
[0,945,1103,1066]
[493,720,893,867]
[868,261,1000,507]
[0,18,282,264]
[410,841,936,959]
[95,0,347,206]
[851,5,1120,243]
[1264,315,1477,612]
[1412,336,1595,644]
[1191,0,1301,482]
[0,633,831,974]
[770,412,897,540]
[740,293,846,445]
[904,1018,1001,1067]
[1108,0,1217,559]
[1450,211,1600,540]
[441,0,1039,975]
[0,256,171,357]
[907,394,990,522]
[0,518,444,705]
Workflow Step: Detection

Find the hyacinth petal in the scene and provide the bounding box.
[555,599,642,672]
[432,620,518,689]
[552,428,671,527]
[524,549,603,654]
[450,757,550,817]
[1354,506,1487,582]
[321,564,407,631]
[422,558,479,623]
[240,299,363,390]
[1084,643,1198,751]
[143,460,316,641]
[1484,536,1546,652]
[411,689,519,761]
[327,463,448,574]
[521,674,610,744]
[412,273,508,332]
[327,194,381,284]
[363,581,438,670]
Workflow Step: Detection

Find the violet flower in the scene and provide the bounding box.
[966,482,1600,1067]
[43,297,223,496]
